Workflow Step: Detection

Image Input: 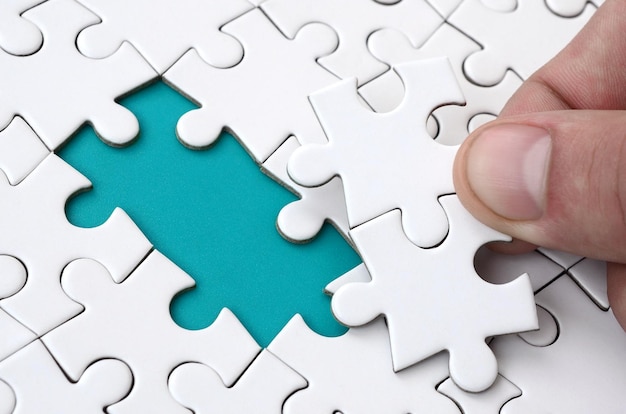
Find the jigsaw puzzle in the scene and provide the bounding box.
[1,0,623,413]
[0,0,45,56]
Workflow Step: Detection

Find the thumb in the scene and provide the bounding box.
[454,109,626,264]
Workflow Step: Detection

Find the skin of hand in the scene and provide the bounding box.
[453,0,626,330]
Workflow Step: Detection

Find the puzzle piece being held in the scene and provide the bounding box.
[262,136,350,243]
[331,196,537,392]
[288,58,464,248]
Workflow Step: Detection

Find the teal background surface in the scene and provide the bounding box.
[58,81,360,346]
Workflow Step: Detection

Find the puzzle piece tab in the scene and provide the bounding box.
[331,196,537,392]
[288,58,464,247]
[262,136,350,243]
[546,0,604,17]
[438,375,521,414]
[0,0,45,55]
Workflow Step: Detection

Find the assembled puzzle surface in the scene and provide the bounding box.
[1,0,624,412]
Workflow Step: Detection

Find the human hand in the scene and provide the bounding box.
[453,0,626,329]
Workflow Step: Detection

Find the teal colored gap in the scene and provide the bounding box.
[58,81,360,346]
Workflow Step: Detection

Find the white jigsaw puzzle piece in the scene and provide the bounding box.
[492,275,626,413]
[269,315,460,414]
[546,0,604,17]
[42,251,261,414]
[289,58,464,247]
[75,0,252,73]
[331,195,537,392]
[0,154,152,335]
[438,374,522,414]
[568,258,609,310]
[0,117,49,185]
[448,0,595,85]
[169,350,306,413]
[0,0,157,150]
[261,136,350,243]
[261,0,443,84]
[474,246,565,292]
[164,9,339,162]
[0,0,45,56]
[0,340,132,414]
[361,24,522,145]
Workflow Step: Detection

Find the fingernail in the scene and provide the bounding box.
[466,124,552,220]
